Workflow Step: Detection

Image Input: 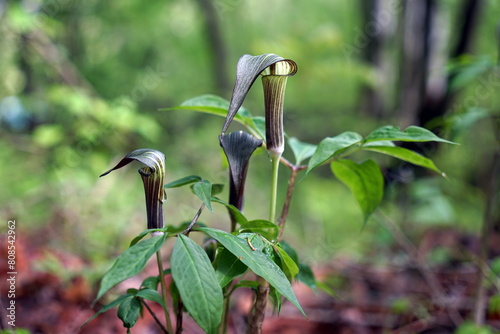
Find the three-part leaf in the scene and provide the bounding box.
[171,234,224,334]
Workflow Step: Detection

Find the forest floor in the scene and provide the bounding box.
[1,227,500,334]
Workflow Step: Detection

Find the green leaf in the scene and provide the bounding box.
[140,276,160,290]
[117,295,141,329]
[96,234,167,301]
[193,180,213,212]
[129,229,168,247]
[279,241,299,264]
[215,248,248,288]
[233,280,260,290]
[273,245,299,278]
[287,137,317,165]
[250,116,266,140]
[307,132,363,174]
[296,263,316,292]
[211,183,224,196]
[364,125,455,144]
[363,146,443,174]
[171,234,223,334]
[161,94,248,123]
[331,159,384,223]
[197,227,306,317]
[268,285,282,314]
[239,219,279,231]
[136,288,165,308]
[84,294,132,328]
[164,175,202,189]
[211,197,248,225]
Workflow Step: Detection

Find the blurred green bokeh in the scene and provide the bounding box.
[1,0,499,281]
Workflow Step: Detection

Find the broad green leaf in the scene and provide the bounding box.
[307,132,363,174]
[117,295,141,329]
[273,245,299,278]
[171,234,223,334]
[136,288,165,308]
[161,94,248,123]
[279,241,299,264]
[96,234,167,301]
[198,227,306,317]
[362,140,395,147]
[296,263,317,292]
[331,159,383,223]
[84,294,132,327]
[164,175,202,189]
[288,137,317,165]
[363,146,443,174]
[215,248,248,288]
[364,125,455,144]
[211,197,248,225]
[236,224,278,244]
[193,180,213,212]
[239,219,279,231]
[237,232,267,251]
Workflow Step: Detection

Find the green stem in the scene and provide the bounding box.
[247,152,281,334]
[156,250,174,334]
[269,152,281,223]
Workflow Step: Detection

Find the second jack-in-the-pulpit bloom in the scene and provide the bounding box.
[100,149,166,230]
[220,131,263,229]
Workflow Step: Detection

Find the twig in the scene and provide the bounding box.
[141,299,169,334]
[181,203,205,235]
[277,158,307,240]
[176,298,184,334]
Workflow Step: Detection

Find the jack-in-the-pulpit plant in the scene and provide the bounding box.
[86,53,455,334]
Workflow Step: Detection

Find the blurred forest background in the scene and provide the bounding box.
[0,0,499,333]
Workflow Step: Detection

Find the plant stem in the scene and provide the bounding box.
[156,250,174,334]
[269,152,281,223]
[219,286,231,334]
[277,157,307,241]
[141,299,168,334]
[175,298,184,334]
[247,152,281,334]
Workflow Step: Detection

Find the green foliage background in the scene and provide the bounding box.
[1,0,499,281]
